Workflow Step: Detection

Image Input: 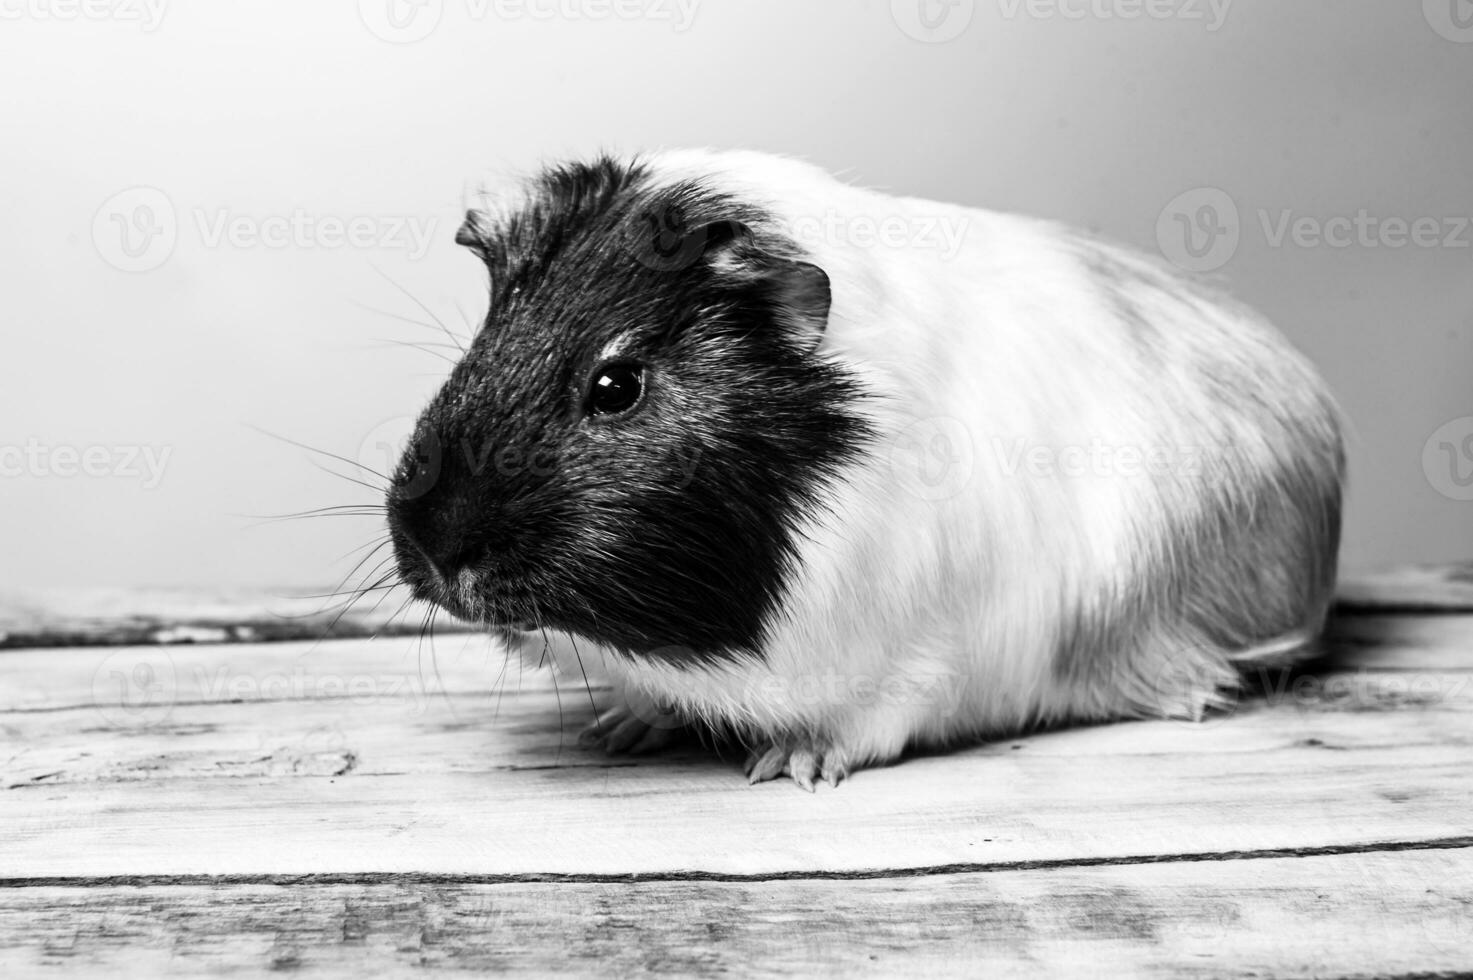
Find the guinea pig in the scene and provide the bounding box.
[385,148,1344,790]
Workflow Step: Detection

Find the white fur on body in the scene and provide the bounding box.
[523,150,1344,774]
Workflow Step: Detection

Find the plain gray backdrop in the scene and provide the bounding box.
[1,0,1469,590]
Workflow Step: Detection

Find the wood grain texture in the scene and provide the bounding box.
[2,849,1471,978]
[0,585,471,649]
[4,665,1469,789]
[2,618,1471,881]
[2,612,1462,715]
[2,572,1471,976]
[1334,561,1473,612]
[2,563,1464,652]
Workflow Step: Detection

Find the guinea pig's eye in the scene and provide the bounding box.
[587,363,644,417]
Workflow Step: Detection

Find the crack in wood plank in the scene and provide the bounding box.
[2,851,1470,978]
[3,835,1472,889]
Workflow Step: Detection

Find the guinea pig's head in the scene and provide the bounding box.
[386,157,870,660]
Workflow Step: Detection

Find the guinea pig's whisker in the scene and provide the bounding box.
[429,608,465,723]
[304,545,397,614]
[374,338,464,352]
[281,573,403,663]
[415,605,454,718]
[337,538,395,583]
[311,568,400,636]
[533,606,566,761]
[369,338,460,366]
[350,301,461,342]
[490,627,514,730]
[416,604,443,704]
[247,423,392,484]
[370,266,468,354]
[413,607,433,702]
[266,545,400,635]
[290,583,396,602]
[333,533,393,567]
[309,461,388,497]
[268,567,395,622]
[344,554,398,596]
[453,299,480,338]
[247,504,386,525]
[308,574,397,621]
[373,594,420,642]
[359,572,412,621]
[565,632,602,735]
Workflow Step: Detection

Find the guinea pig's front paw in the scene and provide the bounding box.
[744,739,851,792]
[576,703,680,756]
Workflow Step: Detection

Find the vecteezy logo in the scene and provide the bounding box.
[358,0,444,43]
[627,205,717,273]
[359,416,439,499]
[92,186,177,273]
[1156,187,1241,273]
[91,649,178,728]
[889,417,974,501]
[1423,416,1473,501]
[1424,0,1473,42]
[891,0,975,41]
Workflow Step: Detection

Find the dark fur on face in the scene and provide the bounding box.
[386,156,871,661]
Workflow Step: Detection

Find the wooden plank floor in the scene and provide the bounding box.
[2,567,1472,977]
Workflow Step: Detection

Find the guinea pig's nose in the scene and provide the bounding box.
[427,539,488,580]
[398,522,491,581]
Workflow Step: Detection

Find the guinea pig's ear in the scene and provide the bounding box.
[699,221,831,352]
[454,209,503,266]
[768,259,831,353]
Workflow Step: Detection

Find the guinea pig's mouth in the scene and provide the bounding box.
[412,567,541,634]
[387,529,545,633]
[428,592,540,634]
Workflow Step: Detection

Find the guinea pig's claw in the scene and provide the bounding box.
[819,759,847,788]
[745,742,849,790]
[744,745,788,784]
[577,707,677,756]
